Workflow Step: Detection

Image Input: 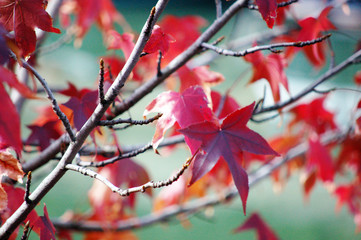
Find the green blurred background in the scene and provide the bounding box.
[22,1,361,239]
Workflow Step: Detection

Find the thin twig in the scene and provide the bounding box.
[9,52,76,142]
[67,151,196,195]
[254,49,361,115]
[157,51,163,77]
[201,34,331,57]
[98,113,162,126]
[78,142,153,167]
[52,130,348,232]
[98,58,106,105]
[24,172,32,204]
[20,221,30,240]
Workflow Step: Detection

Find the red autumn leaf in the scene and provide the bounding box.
[177,66,224,93]
[159,15,207,61]
[88,157,150,222]
[355,71,361,85]
[62,90,98,130]
[297,6,336,67]
[245,51,289,102]
[255,0,278,28]
[179,102,278,214]
[26,120,63,151]
[234,212,279,240]
[306,134,334,183]
[33,204,56,240]
[0,149,24,186]
[144,86,214,149]
[210,91,240,119]
[106,31,135,59]
[0,0,60,56]
[0,66,36,98]
[335,135,361,178]
[60,0,125,43]
[290,96,337,134]
[334,182,361,232]
[1,184,39,240]
[143,25,175,56]
[0,83,22,155]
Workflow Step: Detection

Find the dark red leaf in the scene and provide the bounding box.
[0,0,60,56]
[143,25,175,56]
[0,66,36,98]
[1,184,39,240]
[210,91,240,119]
[255,0,278,28]
[235,212,279,240]
[26,120,63,151]
[354,71,361,85]
[179,102,278,214]
[62,90,98,130]
[33,204,56,240]
[0,83,22,155]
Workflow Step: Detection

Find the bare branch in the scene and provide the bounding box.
[201,34,331,57]
[0,1,170,238]
[98,113,162,126]
[254,49,361,115]
[52,130,347,232]
[67,151,196,196]
[24,172,32,204]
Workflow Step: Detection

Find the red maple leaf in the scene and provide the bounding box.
[0,0,60,56]
[1,184,39,240]
[179,102,278,214]
[0,83,22,155]
[297,6,336,67]
[255,0,278,28]
[306,134,334,182]
[33,204,56,240]
[159,15,207,61]
[143,25,175,56]
[105,31,135,59]
[234,212,279,240]
[211,91,240,119]
[60,0,126,43]
[334,181,361,232]
[289,96,337,135]
[0,66,35,98]
[144,86,214,149]
[355,71,361,85]
[245,51,289,102]
[26,120,63,151]
[177,66,224,93]
[62,90,98,130]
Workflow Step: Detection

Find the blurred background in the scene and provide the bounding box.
[25,0,361,239]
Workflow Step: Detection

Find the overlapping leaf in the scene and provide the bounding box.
[143,25,175,56]
[144,86,214,149]
[235,212,279,240]
[0,83,22,155]
[0,0,60,56]
[255,0,277,28]
[297,6,336,67]
[179,102,278,214]
[245,51,289,102]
